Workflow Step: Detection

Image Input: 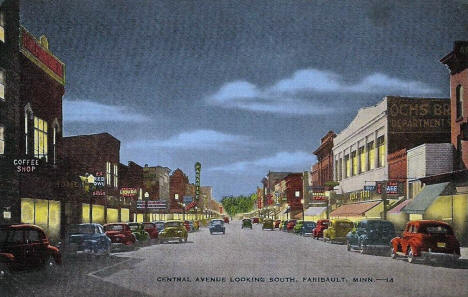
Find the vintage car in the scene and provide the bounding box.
[103,223,136,250]
[224,217,230,224]
[128,223,151,243]
[323,219,354,243]
[390,220,460,264]
[299,221,316,236]
[64,223,111,256]
[193,220,200,231]
[209,219,226,234]
[252,217,260,224]
[281,220,291,231]
[0,224,61,278]
[183,221,192,232]
[159,221,188,243]
[312,219,329,239]
[346,219,395,254]
[153,221,165,232]
[274,220,281,229]
[242,219,253,229]
[286,220,297,232]
[262,219,274,230]
[293,221,304,234]
[142,222,159,241]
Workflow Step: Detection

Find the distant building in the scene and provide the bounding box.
[311,131,336,188]
[169,168,189,212]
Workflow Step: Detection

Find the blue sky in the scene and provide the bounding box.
[20,0,468,199]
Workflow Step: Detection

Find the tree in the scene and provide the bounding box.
[221,194,257,217]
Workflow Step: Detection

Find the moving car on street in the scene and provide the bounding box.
[262,219,274,230]
[312,219,329,239]
[224,217,230,224]
[103,223,136,250]
[183,221,192,232]
[242,219,253,229]
[391,220,460,264]
[159,221,188,243]
[346,219,395,254]
[209,219,226,234]
[323,219,353,243]
[0,224,61,279]
[64,223,111,256]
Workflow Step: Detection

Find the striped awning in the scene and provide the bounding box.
[185,201,197,211]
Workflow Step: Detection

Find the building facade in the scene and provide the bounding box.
[311,131,336,187]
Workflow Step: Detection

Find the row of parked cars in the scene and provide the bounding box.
[267,218,462,264]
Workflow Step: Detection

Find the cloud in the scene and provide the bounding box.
[126,129,252,151]
[206,69,440,115]
[63,100,150,123]
[208,151,316,173]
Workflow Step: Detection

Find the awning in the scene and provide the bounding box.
[388,199,413,214]
[403,182,451,214]
[330,201,381,217]
[185,201,197,211]
[304,207,327,217]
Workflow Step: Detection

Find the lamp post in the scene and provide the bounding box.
[144,192,149,222]
[301,198,305,222]
[84,174,95,223]
[194,206,198,221]
[286,203,289,220]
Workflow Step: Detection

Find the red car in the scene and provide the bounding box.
[312,219,329,239]
[391,220,460,264]
[274,220,281,228]
[224,217,230,224]
[183,221,191,232]
[103,223,136,250]
[0,224,61,278]
[286,220,297,232]
[252,217,260,224]
[142,222,159,240]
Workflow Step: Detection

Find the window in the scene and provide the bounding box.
[377,136,385,168]
[106,162,111,186]
[0,69,4,100]
[367,141,375,170]
[456,85,464,119]
[113,164,118,188]
[0,11,4,43]
[351,151,358,176]
[335,160,339,181]
[0,125,4,155]
[359,146,366,173]
[339,158,343,180]
[33,116,48,161]
[345,154,350,178]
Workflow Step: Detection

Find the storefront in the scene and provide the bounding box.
[330,200,382,222]
[21,198,61,240]
[304,206,327,221]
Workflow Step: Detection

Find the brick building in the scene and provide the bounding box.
[311,131,336,188]
[169,168,189,212]
[261,172,291,207]
[283,173,304,219]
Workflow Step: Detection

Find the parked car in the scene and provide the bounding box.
[183,221,192,232]
[0,224,61,278]
[210,219,226,234]
[262,219,274,230]
[142,222,159,241]
[286,220,297,232]
[193,220,200,231]
[224,217,230,224]
[242,219,253,229]
[252,217,260,224]
[64,223,111,256]
[323,219,353,243]
[346,219,395,254]
[159,221,188,243]
[390,220,460,264]
[293,221,304,234]
[128,223,151,244]
[153,221,165,232]
[299,221,316,236]
[274,220,281,229]
[281,220,291,231]
[103,223,136,250]
[312,219,329,239]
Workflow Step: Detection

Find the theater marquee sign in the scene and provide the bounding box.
[387,98,450,132]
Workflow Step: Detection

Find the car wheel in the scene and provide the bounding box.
[390,247,397,259]
[0,263,9,281]
[360,244,367,254]
[179,238,183,243]
[184,237,188,243]
[407,247,415,263]
[43,256,57,273]
[347,241,351,251]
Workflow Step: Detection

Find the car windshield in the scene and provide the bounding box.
[155,222,165,229]
[367,221,394,231]
[143,223,154,229]
[211,220,223,225]
[69,224,94,234]
[243,219,251,223]
[105,225,124,231]
[337,222,353,228]
[304,222,316,227]
[128,224,140,231]
[423,225,453,235]
[165,222,181,228]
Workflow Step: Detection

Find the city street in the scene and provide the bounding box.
[1,220,467,297]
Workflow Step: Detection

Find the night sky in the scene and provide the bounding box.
[19,0,468,199]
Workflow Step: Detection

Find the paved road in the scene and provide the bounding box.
[2,220,468,297]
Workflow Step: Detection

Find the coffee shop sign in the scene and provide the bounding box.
[14,159,40,173]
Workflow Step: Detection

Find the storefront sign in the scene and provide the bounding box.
[137,201,167,209]
[3,211,11,219]
[94,172,105,187]
[93,190,106,196]
[363,185,376,192]
[307,186,327,201]
[120,188,137,197]
[195,162,201,201]
[14,159,40,173]
[376,181,404,195]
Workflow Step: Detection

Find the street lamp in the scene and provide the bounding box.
[286,203,289,220]
[301,198,305,222]
[144,192,149,222]
[194,206,198,220]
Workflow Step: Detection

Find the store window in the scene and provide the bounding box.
[34,116,48,161]
[456,85,464,119]
[359,146,366,173]
[113,163,118,188]
[367,141,375,170]
[0,69,5,101]
[345,154,350,178]
[377,136,385,168]
[351,151,358,176]
[0,125,4,155]
[106,161,111,186]
[0,11,4,43]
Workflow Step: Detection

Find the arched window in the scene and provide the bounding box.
[456,85,464,119]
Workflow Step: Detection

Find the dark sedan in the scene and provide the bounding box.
[209,219,225,234]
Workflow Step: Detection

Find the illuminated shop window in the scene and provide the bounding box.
[0,69,4,100]
[34,116,48,161]
[359,146,366,173]
[367,141,375,170]
[0,125,4,155]
[456,85,464,119]
[106,161,111,186]
[0,11,4,43]
[377,136,385,168]
[351,151,358,176]
[345,155,350,178]
[113,163,118,188]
